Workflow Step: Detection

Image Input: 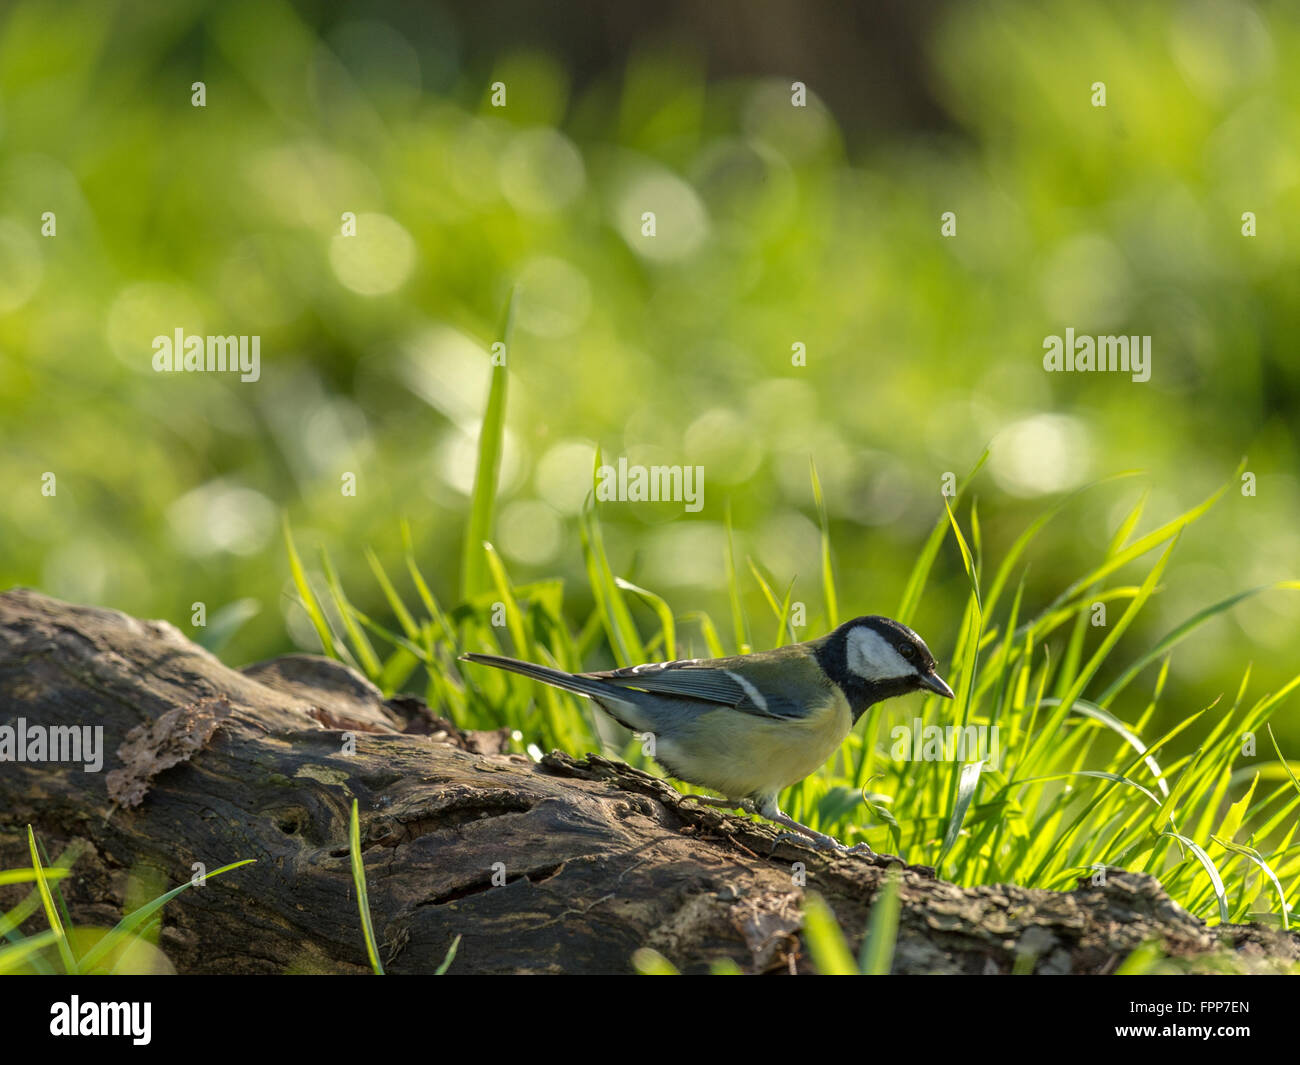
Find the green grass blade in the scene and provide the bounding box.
[1150,747,1206,835]
[366,546,421,641]
[461,286,517,599]
[350,798,385,975]
[77,858,256,973]
[0,930,60,975]
[615,578,677,661]
[26,826,76,973]
[0,842,83,941]
[682,610,726,658]
[724,503,750,653]
[981,473,1139,623]
[435,934,462,975]
[1216,772,1258,845]
[775,578,796,648]
[1098,582,1300,706]
[940,760,986,866]
[941,498,985,831]
[858,867,903,975]
[999,769,1162,807]
[34,838,76,953]
[320,547,382,679]
[284,516,338,657]
[1161,830,1229,923]
[1115,941,1166,974]
[1038,464,1239,622]
[746,556,782,620]
[1210,837,1289,930]
[402,519,458,647]
[1266,724,1300,797]
[1042,697,1170,797]
[631,947,681,974]
[1019,535,1179,780]
[483,541,531,657]
[1024,708,1206,883]
[810,457,838,628]
[578,497,644,665]
[896,447,988,624]
[801,893,857,975]
[0,868,70,887]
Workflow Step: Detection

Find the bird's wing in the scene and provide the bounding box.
[586,647,825,720]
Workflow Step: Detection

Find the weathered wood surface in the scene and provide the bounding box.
[1,589,1296,974]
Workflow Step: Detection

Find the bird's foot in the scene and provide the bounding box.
[766,811,872,856]
[771,833,874,856]
[686,796,870,854]
[772,830,834,852]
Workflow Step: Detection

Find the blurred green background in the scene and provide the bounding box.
[2,0,1297,744]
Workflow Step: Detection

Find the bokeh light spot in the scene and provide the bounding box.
[329,212,416,295]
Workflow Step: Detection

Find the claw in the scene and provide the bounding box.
[771,830,817,851]
[771,829,848,853]
[760,803,871,855]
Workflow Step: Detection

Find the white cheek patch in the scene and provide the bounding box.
[846,627,915,681]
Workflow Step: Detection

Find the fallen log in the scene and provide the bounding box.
[0,588,1295,974]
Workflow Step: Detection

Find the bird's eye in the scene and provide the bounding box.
[899,644,915,659]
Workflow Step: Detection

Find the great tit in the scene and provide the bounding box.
[461,615,953,854]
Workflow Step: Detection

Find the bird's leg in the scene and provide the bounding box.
[759,800,873,856]
[682,793,755,814]
[683,794,872,854]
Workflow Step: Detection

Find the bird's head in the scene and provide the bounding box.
[817,615,954,719]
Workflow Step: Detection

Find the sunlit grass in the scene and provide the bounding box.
[800,870,903,976]
[649,869,904,975]
[5,2,1299,774]
[284,300,1300,931]
[0,828,254,974]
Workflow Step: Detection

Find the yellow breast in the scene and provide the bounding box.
[655,688,853,800]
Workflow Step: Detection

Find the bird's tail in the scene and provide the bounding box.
[459,652,614,701]
[461,652,656,734]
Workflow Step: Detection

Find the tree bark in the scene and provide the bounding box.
[0,588,1295,974]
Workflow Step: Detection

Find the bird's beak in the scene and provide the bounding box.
[917,671,955,699]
